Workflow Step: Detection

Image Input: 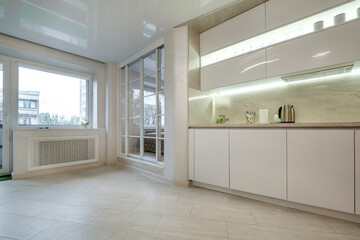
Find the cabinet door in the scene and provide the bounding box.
[200,4,265,55]
[189,129,195,181]
[266,20,360,78]
[230,130,286,199]
[201,49,266,90]
[266,0,349,31]
[288,130,354,213]
[194,129,229,188]
[355,130,360,215]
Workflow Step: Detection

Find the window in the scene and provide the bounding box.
[118,46,164,163]
[18,65,90,126]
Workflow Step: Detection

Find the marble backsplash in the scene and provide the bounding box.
[189,73,360,124]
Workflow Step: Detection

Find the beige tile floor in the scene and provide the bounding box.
[0,166,359,240]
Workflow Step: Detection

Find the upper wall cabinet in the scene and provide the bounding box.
[266,0,349,31]
[201,49,266,90]
[200,4,265,56]
[266,20,360,78]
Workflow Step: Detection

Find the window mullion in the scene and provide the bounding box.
[140,58,144,159]
[125,65,129,156]
[155,48,160,162]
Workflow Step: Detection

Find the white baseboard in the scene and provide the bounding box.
[193,181,360,223]
[117,160,190,187]
[12,162,105,179]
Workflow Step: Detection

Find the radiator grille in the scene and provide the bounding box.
[38,139,95,166]
[28,136,98,171]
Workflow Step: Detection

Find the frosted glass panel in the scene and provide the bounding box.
[128,61,140,81]
[128,137,140,156]
[128,118,140,136]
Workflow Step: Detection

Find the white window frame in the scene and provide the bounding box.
[12,58,93,129]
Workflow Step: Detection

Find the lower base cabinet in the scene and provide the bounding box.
[287,130,354,213]
[194,129,229,188]
[230,129,287,199]
[191,128,357,214]
[355,131,360,215]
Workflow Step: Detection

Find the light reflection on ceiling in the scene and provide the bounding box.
[0,0,242,63]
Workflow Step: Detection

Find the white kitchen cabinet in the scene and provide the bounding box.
[266,0,349,31]
[355,130,360,215]
[200,4,265,55]
[287,130,354,213]
[266,20,360,78]
[194,129,229,188]
[189,129,195,181]
[230,130,287,200]
[201,49,266,90]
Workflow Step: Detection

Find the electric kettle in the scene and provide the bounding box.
[278,105,295,123]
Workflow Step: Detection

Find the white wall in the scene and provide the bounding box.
[0,33,114,177]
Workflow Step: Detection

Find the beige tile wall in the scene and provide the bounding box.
[189,74,360,124]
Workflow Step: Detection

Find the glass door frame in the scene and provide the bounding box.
[0,55,11,176]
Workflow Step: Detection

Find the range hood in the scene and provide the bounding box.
[281,64,354,83]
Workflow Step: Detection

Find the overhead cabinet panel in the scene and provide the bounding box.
[266,0,349,31]
[201,49,266,90]
[287,130,354,213]
[200,4,265,55]
[266,20,360,78]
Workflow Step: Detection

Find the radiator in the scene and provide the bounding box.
[28,136,99,171]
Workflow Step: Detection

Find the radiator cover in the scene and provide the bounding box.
[28,136,99,171]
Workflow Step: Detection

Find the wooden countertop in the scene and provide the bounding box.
[189,122,360,128]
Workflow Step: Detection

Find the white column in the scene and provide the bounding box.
[105,63,118,164]
[164,26,189,185]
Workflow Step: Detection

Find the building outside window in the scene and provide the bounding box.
[118,46,164,163]
[18,65,90,126]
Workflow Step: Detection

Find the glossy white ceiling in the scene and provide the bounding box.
[0,0,241,63]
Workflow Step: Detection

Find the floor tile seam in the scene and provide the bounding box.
[189,203,194,217]
[0,233,18,240]
[131,198,144,211]
[188,211,258,225]
[152,214,164,234]
[249,209,259,225]
[255,222,336,233]
[29,214,102,225]
[0,209,41,218]
[299,230,312,240]
[321,220,340,234]
[225,222,230,239]
[27,219,60,240]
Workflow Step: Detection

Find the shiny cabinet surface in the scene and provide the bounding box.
[265,0,349,31]
[266,20,360,78]
[194,129,229,188]
[287,130,354,213]
[230,130,287,199]
[201,49,266,90]
[200,4,265,55]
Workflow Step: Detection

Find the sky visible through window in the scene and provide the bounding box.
[19,66,87,125]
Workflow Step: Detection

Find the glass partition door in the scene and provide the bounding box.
[0,57,10,176]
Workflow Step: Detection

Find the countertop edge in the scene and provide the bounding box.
[189,122,360,128]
